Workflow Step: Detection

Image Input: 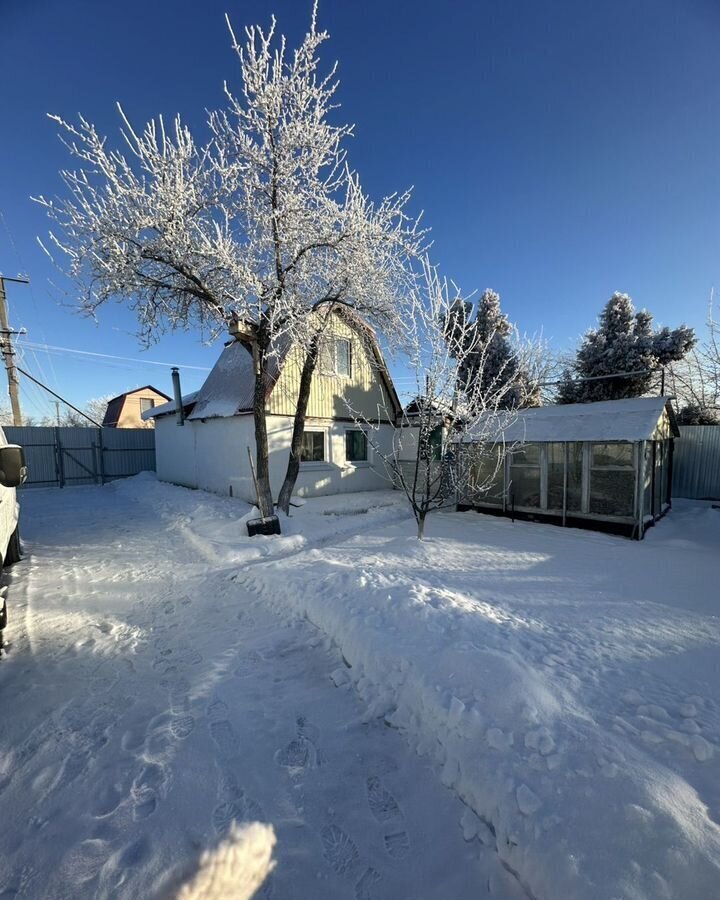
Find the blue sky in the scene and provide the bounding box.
[1,0,719,418]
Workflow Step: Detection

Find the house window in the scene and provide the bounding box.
[336,339,351,377]
[345,430,367,462]
[300,430,325,462]
[139,398,155,413]
[589,442,635,517]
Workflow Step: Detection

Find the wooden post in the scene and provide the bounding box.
[562,441,568,528]
[0,277,23,426]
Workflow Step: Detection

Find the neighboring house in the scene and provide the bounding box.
[457,396,679,539]
[103,386,171,429]
[144,308,401,501]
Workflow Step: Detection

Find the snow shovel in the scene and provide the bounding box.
[246,447,281,537]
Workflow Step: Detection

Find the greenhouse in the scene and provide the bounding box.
[457,396,679,539]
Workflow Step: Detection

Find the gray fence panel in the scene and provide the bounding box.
[3,426,156,488]
[673,426,720,500]
[101,428,156,479]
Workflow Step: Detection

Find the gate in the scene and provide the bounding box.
[3,426,156,488]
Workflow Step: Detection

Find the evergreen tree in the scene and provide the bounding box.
[676,403,719,425]
[557,292,695,404]
[442,288,539,410]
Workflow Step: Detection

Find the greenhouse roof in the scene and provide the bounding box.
[462,397,678,444]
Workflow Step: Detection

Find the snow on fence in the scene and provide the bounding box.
[673,425,720,500]
[3,426,156,488]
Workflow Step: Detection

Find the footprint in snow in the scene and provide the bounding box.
[355,867,382,900]
[366,776,402,823]
[321,824,359,877]
[383,830,410,859]
[131,763,166,820]
[234,651,264,678]
[170,715,195,740]
[169,677,190,715]
[209,720,240,759]
[212,799,245,836]
[207,698,228,721]
[132,787,158,820]
[275,737,310,770]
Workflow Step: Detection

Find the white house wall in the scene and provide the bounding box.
[154,416,199,489]
[155,413,396,502]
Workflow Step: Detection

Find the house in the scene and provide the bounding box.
[102,386,171,429]
[457,396,679,539]
[144,308,402,501]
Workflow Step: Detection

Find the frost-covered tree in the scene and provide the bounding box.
[665,303,720,423]
[442,288,539,410]
[344,260,540,538]
[557,292,695,404]
[36,6,422,523]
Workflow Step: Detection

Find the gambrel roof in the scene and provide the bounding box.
[144,307,401,422]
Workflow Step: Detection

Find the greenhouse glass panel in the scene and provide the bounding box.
[509,466,541,508]
[644,443,653,516]
[512,444,541,466]
[546,443,565,510]
[592,443,633,467]
[468,446,504,505]
[547,443,583,511]
[589,470,635,517]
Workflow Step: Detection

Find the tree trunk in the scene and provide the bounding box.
[276,335,321,515]
[416,509,427,539]
[251,339,276,521]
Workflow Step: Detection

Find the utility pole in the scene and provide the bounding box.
[0,274,29,426]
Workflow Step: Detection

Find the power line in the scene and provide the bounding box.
[14,363,102,427]
[16,339,212,372]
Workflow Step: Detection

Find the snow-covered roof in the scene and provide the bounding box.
[462,397,678,444]
[142,390,199,420]
[187,341,256,420]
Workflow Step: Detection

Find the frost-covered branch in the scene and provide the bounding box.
[36,4,425,519]
[344,259,540,538]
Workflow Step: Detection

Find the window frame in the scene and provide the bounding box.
[507,442,544,510]
[335,338,352,378]
[299,429,327,464]
[139,397,156,413]
[587,441,637,519]
[344,428,369,465]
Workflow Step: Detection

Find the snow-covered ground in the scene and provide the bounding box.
[0,479,521,900]
[1,477,719,899]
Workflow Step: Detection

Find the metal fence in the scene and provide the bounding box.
[673,426,720,500]
[3,426,156,489]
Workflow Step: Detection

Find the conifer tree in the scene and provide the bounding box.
[442,288,539,410]
[557,293,695,404]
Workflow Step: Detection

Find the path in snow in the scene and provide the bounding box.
[0,485,521,900]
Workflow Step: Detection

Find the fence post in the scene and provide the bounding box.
[97,428,106,486]
[54,427,65,489]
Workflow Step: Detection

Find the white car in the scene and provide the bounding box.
[0,431,27,639]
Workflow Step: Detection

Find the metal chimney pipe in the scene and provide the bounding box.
[171,367,185,426]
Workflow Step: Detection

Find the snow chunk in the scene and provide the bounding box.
[486,727,511,752]
[516,784,542,816]
[691,736,714,762]
[330,667,350,688]
[460,807,481,841]
[524,727,555,756]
